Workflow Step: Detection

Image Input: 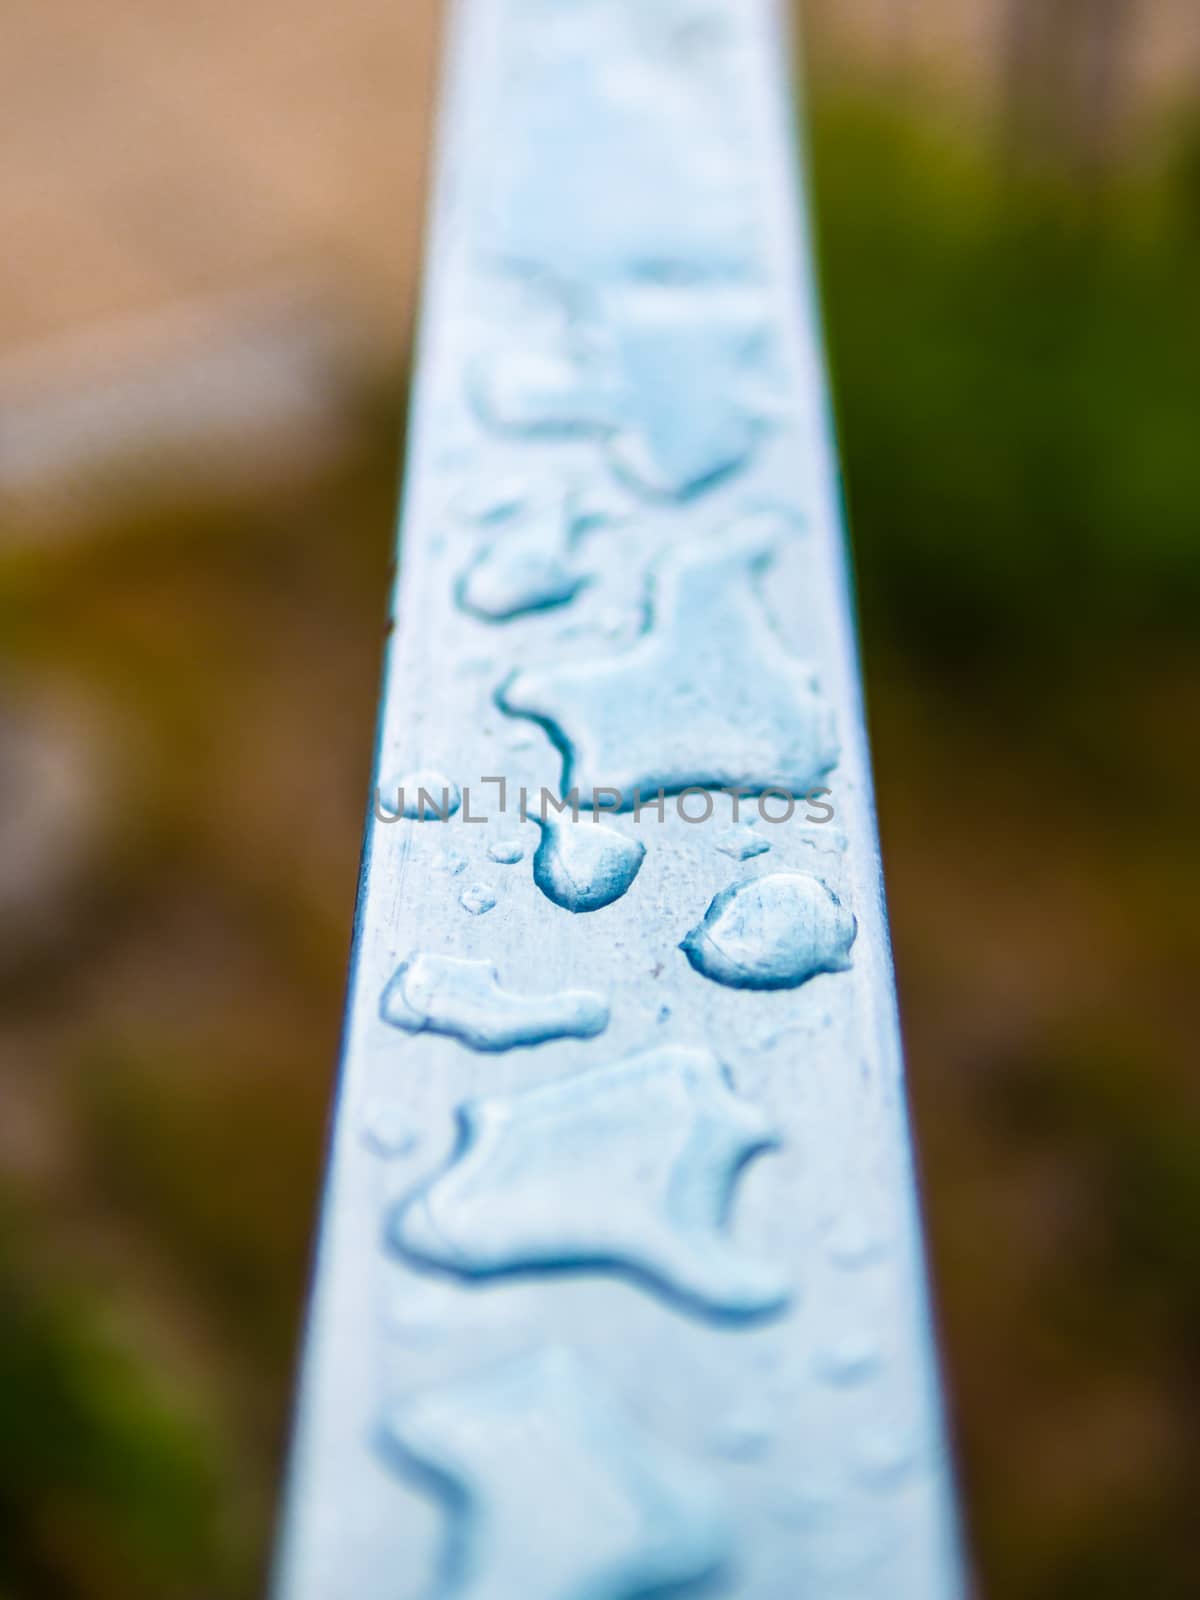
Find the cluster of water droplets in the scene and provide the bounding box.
[343,5,943,1590]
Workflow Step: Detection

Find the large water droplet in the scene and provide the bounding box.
[381,953,609,1053]
[681,873,856,991]
[606,291,770,500]
[378,770,461,821]
[392,1045,787,1318]
[499,518,837,809]
[382,1346,731,1600]
[532,817,645,912]
[474,291,771,502]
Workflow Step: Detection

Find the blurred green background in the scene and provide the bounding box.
[1,2,1197,1596]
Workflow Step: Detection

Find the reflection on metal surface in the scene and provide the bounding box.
[274,2,968,1596]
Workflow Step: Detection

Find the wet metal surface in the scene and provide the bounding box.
[274,4,968,1596]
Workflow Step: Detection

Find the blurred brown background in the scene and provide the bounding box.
[1,2,1197,1597]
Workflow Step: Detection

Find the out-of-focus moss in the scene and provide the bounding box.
[809,96,1200,686]
[0,1200,233,1599]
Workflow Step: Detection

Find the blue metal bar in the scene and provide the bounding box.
[273,3,969,1596]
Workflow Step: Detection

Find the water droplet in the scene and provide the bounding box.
[499,519,837,809]
[487,838,525,865]
[532,817,645,912]
[474,292,771,502]
[458,522,587,622]
[483,32,754,282]
[383,1347,731,1600]
[598,606,630,639]
[378,770,461,821]
[712,1413,773,1461]
[437,849,468,877]
[392,1045,787,1318]
[381,953,609,1052]
[855,1426,919,1491]
[457,482,622,623]
[769,1478,837,1530]
[681,873,856,991]
[460,884,498,916]
[474,341,617,438]
[451,472,530,524]
[360,1100,418,1159]
[606,292,770,500]
[826,1214,890,1272]
[814,1333,882,1388]
[714,825,770,861]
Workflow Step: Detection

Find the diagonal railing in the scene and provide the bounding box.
[273,3,969,1595]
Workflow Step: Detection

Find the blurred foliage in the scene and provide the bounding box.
[1,73,1198,1600]
[0,1197,228,1597]
[810,96,1200,682]
[808,93,1199,1600]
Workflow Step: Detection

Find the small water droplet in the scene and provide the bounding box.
[532,817,645,912]
[598,607,630,639]
[712,1413,773,1461]
[381,953,609,1052]
[458,525,587,622]
[814,1333,882,1388]
[713,825,770,861]
[437,848,468,876]
[826,1214,890,1272]
[451,473,529,524]
[460,884,498,916]
[487,838,525,865]
[392,1045,787,1318]
[379,771,461,821]
[855,1426,919,1491]
[383,1347,730,1599]
[360,1100,418,1159]
[681,873,856,991]
[769,1480,837,1530]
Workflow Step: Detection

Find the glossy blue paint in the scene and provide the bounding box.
[273,3,969,1596]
